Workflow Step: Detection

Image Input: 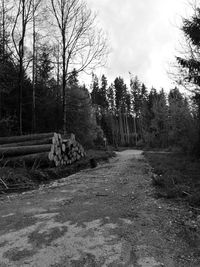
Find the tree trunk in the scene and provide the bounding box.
[32,0,36,132]
[134,115,137,146]
[119,111,125,145]
[18,57,23,135]
[125,113,130,145]
[197,95,200,156]
[0,138,52,147]
[0,0,5,120]
[110,113,115,145]
[0,87,1,120]
[0,132,54,144]
[56,44,60,131]
[62,31,67,134]
[18,0,26,135]
[0,144,51,157]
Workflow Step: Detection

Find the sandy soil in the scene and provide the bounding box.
[0,150,199,267]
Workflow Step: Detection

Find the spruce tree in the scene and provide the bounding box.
[176,7,200,154]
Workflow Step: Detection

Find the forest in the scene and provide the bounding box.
[0,0,200,157]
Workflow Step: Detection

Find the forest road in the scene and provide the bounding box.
[0,150,197,267]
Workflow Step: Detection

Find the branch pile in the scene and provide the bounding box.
[0,133,86,168]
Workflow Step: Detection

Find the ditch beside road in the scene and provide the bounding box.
[0,150,200,266]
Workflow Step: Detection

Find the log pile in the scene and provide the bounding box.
[48,133,85,167]
[0,133,85,168]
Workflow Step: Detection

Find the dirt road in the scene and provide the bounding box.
[0,150,198,266]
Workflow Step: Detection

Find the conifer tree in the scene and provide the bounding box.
[176,6,200,153]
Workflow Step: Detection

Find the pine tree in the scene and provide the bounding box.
[67,84,99,146]
[36,46,53,87]
[91,73,100,106]
[107,84,115,111]
[168,87,195,151]
[150,89,168,147]
[99,74,108,109]
[114,76,127,112]
[68,69,78,86]
[130,76,141,117]
[35,46,56,132]
[176,6,200,154]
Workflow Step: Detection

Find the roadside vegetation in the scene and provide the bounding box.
[145,152,200,207]
[143,3,200,217]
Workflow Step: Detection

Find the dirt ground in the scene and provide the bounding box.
[0,150,200,267]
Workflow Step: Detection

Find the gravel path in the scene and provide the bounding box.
[0,150,199,266]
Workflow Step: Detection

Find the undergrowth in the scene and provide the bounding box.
[0,149,115,194]
[144,152,200,207]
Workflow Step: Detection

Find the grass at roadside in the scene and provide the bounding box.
[144,152,200,207]
[0,149,116,194]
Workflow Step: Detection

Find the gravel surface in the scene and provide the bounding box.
[0,150,200,266]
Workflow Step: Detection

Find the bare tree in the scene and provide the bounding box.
[11,0,34,134]
[0,0,5,63]
[10,0,43,134]
[0,0,6,119]
[32,0,36,132]
[0,0,13,119]
[50,0,108,133]
[31,0,42,132]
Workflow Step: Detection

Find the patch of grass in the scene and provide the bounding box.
[144,152,200,206]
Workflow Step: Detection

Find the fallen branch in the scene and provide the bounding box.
[0,177,8,189]
[182,191,192,196]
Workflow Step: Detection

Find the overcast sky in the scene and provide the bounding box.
[86,0,190,90]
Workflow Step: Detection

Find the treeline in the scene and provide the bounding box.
[90,74,199,153]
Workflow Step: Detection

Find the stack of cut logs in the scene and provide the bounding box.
[48,133,85,167]
[0,132,85,168]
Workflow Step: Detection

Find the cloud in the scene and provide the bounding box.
[86,0,188,89]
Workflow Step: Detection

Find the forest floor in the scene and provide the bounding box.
[0,149,115,194]
[0,150,200,266]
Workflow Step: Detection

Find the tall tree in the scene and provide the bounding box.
[36,46,53,86]
[176,4,200,153]
[50,0,108,133]
[67,82,99,146]
[150,89,168,147]
[11,0,34,134]
[113,77,128,145]
[130,75,141,117]
[91,73,100,106]
[168,87,195,151]
[99,74,108,109]
[114,76,127,112]
[68,68,78,86]
[31,0,42,132]
[107,83,115,111]
[35,47,57,132]
[0,0,12,119]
